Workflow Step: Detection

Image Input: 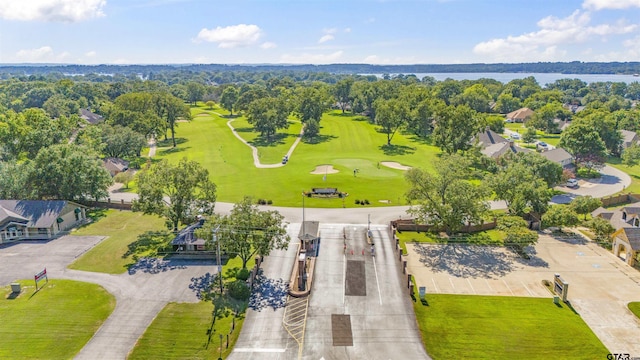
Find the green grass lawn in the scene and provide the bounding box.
[415,294,608,360]
[68,209,166,274]
[396,229,505,253]
[629,302,640,319]
[153,106,443,207]
[129,256,252,359]
[0,280,115,359]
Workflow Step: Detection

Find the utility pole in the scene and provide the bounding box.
[212,225,223,294]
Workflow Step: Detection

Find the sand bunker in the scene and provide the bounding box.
[310,165,339,175]
[381,161,412,171]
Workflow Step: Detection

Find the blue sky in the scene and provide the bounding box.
[0,0,639,64]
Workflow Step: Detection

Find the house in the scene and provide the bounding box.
[171,219,207,252]
[473,127,509,148]
[620,130,638,150]
[79,108,104,125]
[472,127,529,159]
[539,148,574,169]
[481,140,531,159]
[103,158,129,176]
[591,202,640,266]
[506,107,534,123]
[0,200,87,244]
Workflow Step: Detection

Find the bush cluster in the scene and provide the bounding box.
[228,280,251,300]
[354,199,370,205]
[256,199,273,205]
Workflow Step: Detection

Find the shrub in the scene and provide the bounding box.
[228,280,251,300]
[267,199,273,205]
[355,199,361,205]
[363,199,370,205]
[236,268,250,281]
[577,167,601,178]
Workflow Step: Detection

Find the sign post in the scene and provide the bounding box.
[34,268,48,291]
[553,273,569,302]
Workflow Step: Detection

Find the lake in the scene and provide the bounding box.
[364,72,640,85]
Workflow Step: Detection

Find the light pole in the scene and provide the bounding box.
[218,333,223,360]
[212,225,223,294]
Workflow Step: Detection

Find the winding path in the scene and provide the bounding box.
[220,112,304,169]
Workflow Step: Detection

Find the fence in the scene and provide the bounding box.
[85,198,133,210]
[600,193,640,208]
[390,218,497,233]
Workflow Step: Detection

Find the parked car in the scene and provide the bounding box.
[566,178,579,188]
[537,141,548,150]
[510,133,521,140]
[282,155,289,164]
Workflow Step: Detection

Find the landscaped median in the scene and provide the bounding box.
[0,280,115,359]
[412,294,608,359]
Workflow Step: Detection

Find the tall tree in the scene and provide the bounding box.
[100,124,147,158]
[246,97,290,140]
[220,86,238,116]
[154,93,191,147]
[374,98,408,145]
[432,104,483,154]
[405,155,489,234]
[333,78,354,113]
[559,122,607,171]
[542,205,579,231]
[133,158,217,231]
[570,196,602,220]
[31,144,112,201]
[186,82,205,106]
[487,162,553,216]
[0,160,36,199]
[457,83,492,113]
[197,197,290,269]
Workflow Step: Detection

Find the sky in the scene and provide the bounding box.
[0,0,639,65]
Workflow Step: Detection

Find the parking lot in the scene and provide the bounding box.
[406,233,640,355]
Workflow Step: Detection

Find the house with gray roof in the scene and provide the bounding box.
[103,158,130,176]
[472,127,530,159]
[620,130,638,150]
[473,127,508,147]
[591,202,640,266]
[171,219,207,252]
[539,148,574,169]
[0,200,87,244]
[80,108,104,125]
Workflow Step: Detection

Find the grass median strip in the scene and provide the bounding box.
[0,280,115,359]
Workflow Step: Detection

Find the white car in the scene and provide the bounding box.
[510,133,521,140]
[566,179,579,188]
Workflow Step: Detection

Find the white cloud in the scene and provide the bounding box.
[260,42,277,49]
[85,50,97,57]
[323,28,338,34]
[280,51,344,64]
[583,0,640,10]
[344,27,352,33]
[0,0,106,22]
[195,24,263,48]
[318,34,335,44]
[473,10,637,61]
[15,46,71,62]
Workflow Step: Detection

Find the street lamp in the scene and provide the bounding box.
[212,225,223,294]
[218,333,223,360]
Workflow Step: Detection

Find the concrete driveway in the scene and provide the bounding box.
[0,235,218,360]
[406,233,640,355]
[552,165,632,204]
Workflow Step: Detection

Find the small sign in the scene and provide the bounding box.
[34,268,48,290]
[419,286,426,299]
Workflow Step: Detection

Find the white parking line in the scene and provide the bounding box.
[342,253,346,305]
[467,279,476,294]
[234,348,287,353]
[449,277,455,289]
[503,279,514,295]
[431,278,440,293]
[372,255,382,305]
[484,279,493,292]
[521,281,533,296]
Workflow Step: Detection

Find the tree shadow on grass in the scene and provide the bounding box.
[233,127,254,133]
[302,134,337,145]
[248,268,289,311]
[122,230,173,259]
[250,133,288,147]
[413,243,514,278]
[156,137,188,147]
[158,146,191,155]
[379,144,416,156]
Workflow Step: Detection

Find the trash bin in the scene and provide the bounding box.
[10,283,20,293]
[553,296,560,304]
